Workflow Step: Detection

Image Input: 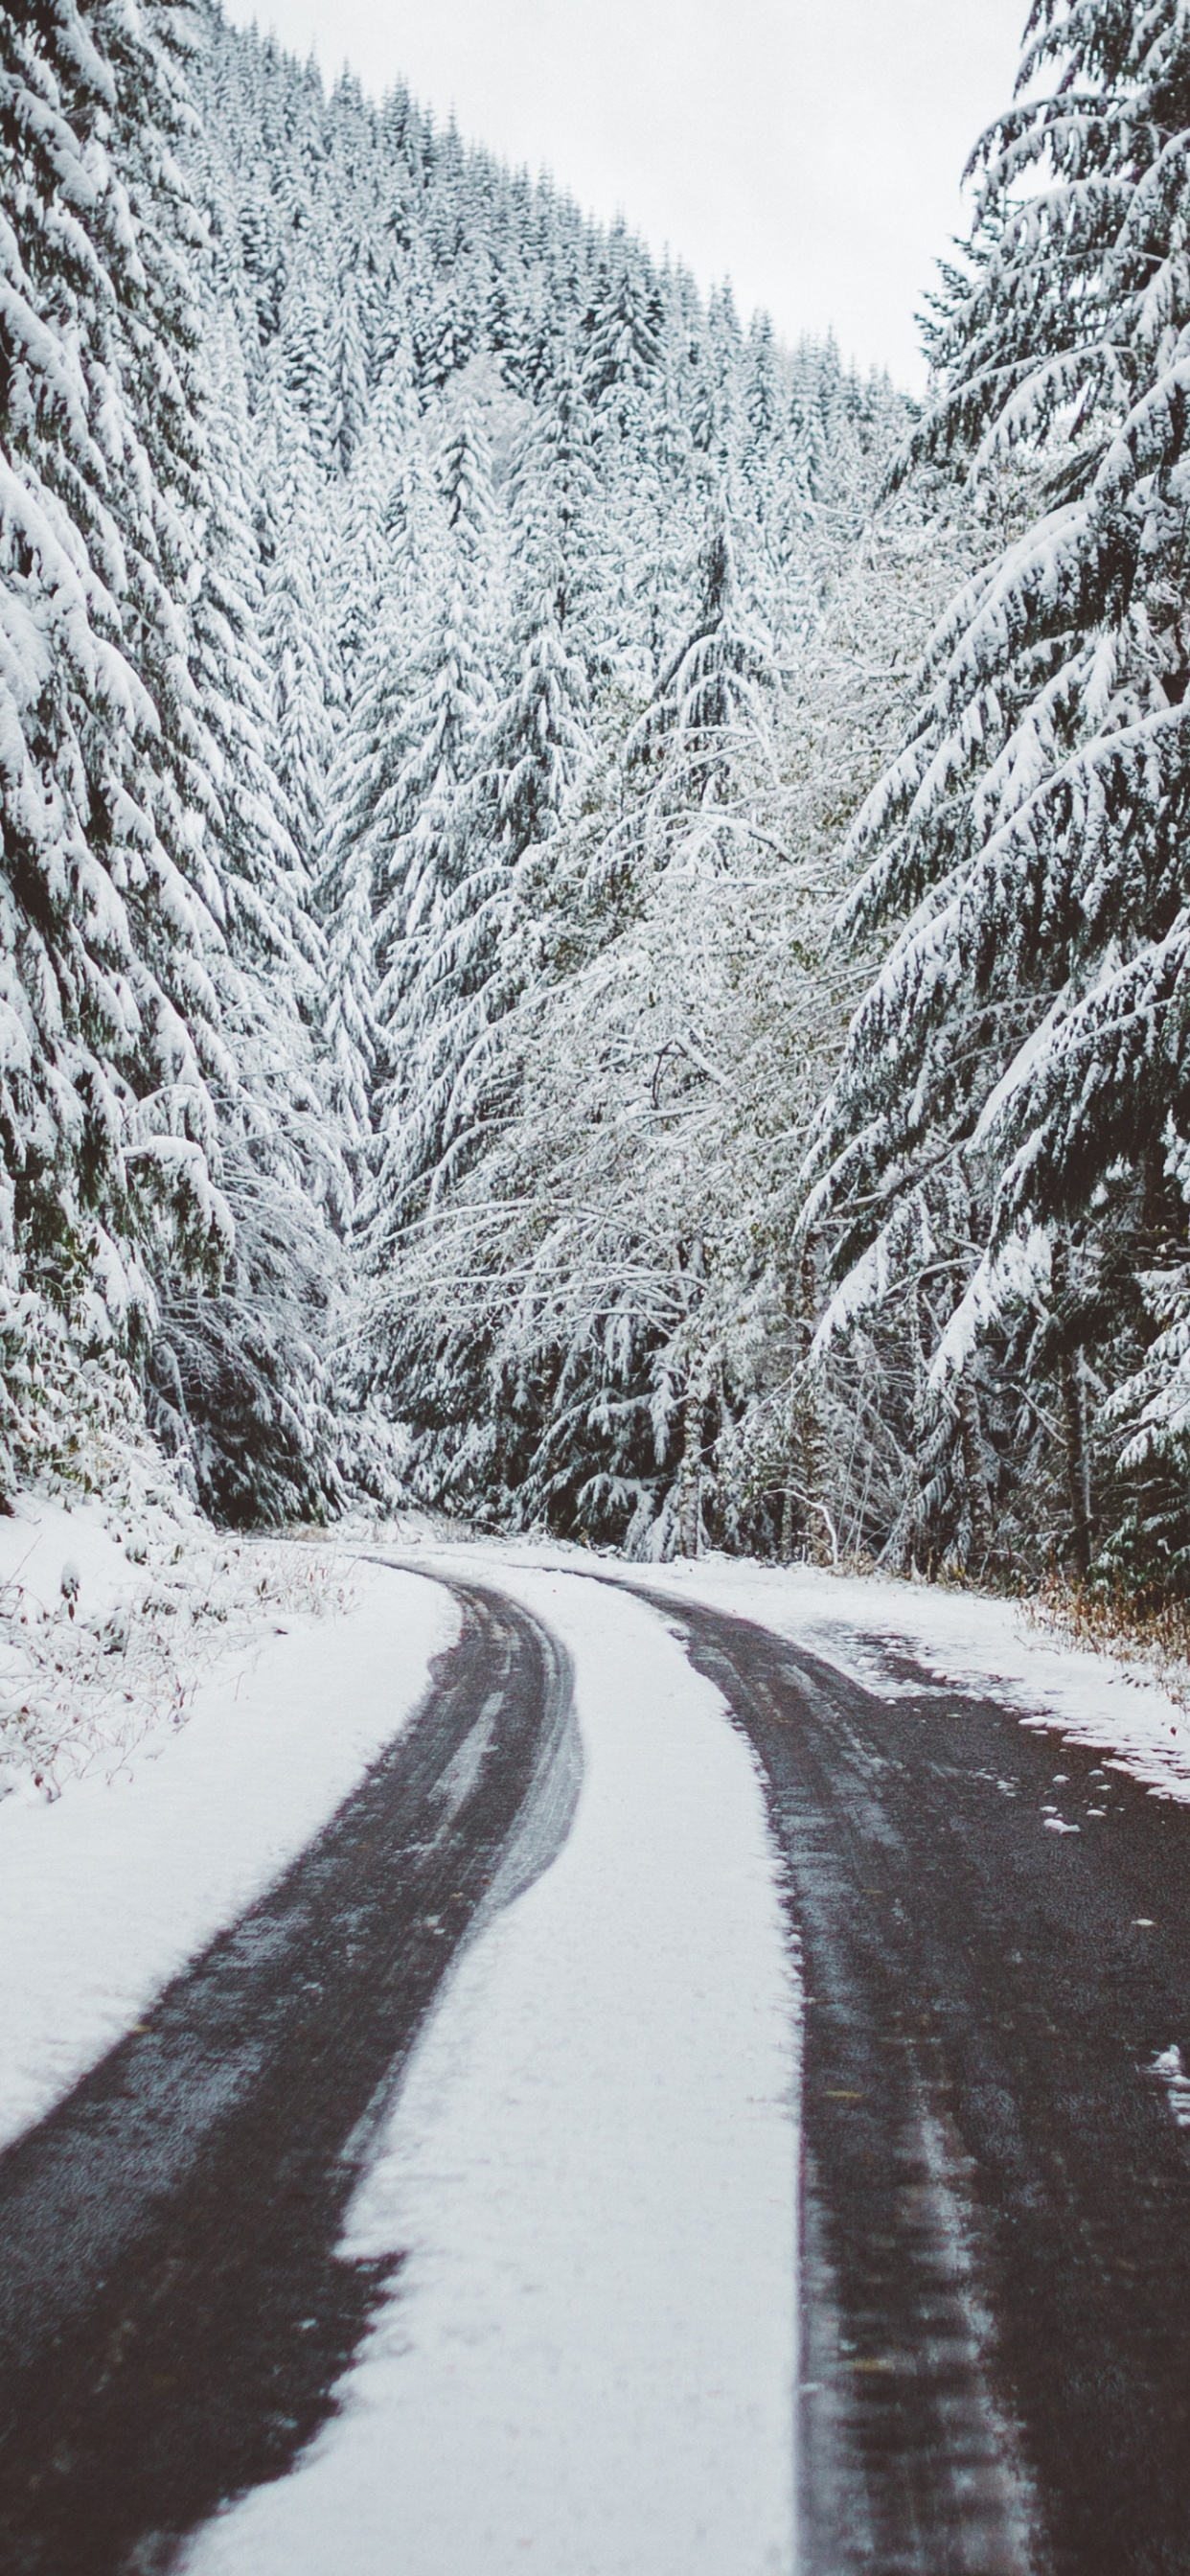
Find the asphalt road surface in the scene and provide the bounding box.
[638,1581,1190,2576]
[0,1576,577,2576]
[3,1566,1190,2575]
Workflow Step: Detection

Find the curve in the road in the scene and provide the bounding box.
[0,1575,578,2576]
[627,1581,1190,2576]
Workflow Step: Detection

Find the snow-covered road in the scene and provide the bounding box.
[5,1537,1190,2575]
[0,1552,801,2576]
[185,1564,799,2576]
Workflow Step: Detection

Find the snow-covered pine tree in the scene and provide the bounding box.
[437,397,498,572]
[148,283,347,1526]
[318,368,477,1184]
[362,403,596,1460]
[609,363,700,685]
[486,593,591,859]
[318,818,379,1170]
[314,349,424,1166]
[743,312,781,461]
[0,0,233,1457]
[328,263,371,477]
[505,343,623,686]
[583,253,664,429]
[629,501,775,802]
[275,256,334,471]
[688,282,742,471]
[361,414,506,1221]
[804,0,1190,1583]
[259,397,339,876]
[330,336,422,683]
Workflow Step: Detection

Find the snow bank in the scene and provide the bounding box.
[187,1566,798,2576]
[0,1555,455,2153]
[0,1484,374,1798]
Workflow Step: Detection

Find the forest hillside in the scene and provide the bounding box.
[2,0,1188,1607]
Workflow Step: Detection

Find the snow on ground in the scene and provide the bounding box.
[0,1480,376,1799]
[0,1549,455,2153]
[184,1541,1188,2573]
[185,1565,799,2576]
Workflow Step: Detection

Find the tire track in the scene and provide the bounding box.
[0,1576,577,2576]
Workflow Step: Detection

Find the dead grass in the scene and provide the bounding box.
[1026,1576,1190,1712]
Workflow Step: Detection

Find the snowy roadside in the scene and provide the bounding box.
[0,1471,361,1801]
[0,1546,455,2155]
[186,1562,799,2576]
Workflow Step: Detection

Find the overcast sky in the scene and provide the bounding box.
[220,0,1029,389]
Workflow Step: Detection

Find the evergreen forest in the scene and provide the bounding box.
[4,0,1190,1604]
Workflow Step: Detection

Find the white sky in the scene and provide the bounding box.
[219,0,1029,390]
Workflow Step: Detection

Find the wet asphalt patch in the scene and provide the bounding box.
[652,1592,1190,2576]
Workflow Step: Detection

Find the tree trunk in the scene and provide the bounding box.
[1051,1237,1093,1579]
[905,1279,927,1575]
[957,1362,994,1569]
[795,1242,833,1567]
[1060,1346,1093,1579]
[676,1383,702,1557]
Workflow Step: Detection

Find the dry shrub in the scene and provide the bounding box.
[1027,1576,1190,1713]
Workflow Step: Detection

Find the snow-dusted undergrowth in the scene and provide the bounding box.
[0,1454,358,1802]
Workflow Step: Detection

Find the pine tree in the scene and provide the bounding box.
[237,184,286,351]
[149,282,347,1524]
[275,258,334,470]
[361,528,499,1217]
[0,0,232,1393]
[259,400,339,873]
[629,503,774,797]
[328,259,372,475]
[364,438,592,1405]
[805,0,1190,1581]
[583,256,664,423]
[437,397,498,574]
[318,821,379,1166]
[330,339,422,682]
[505,351,603,657]
[485,601,591,859]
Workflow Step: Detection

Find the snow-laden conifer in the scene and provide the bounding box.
[629,503,775,800]
[583,256,664,420]
[805,0,1190,1577]
[361,421,506,1220]
[0,0,231,1412]
[149,283,346,1524]
[260,400,340,872]
[503,352,602,653]
[330,339,422,682]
